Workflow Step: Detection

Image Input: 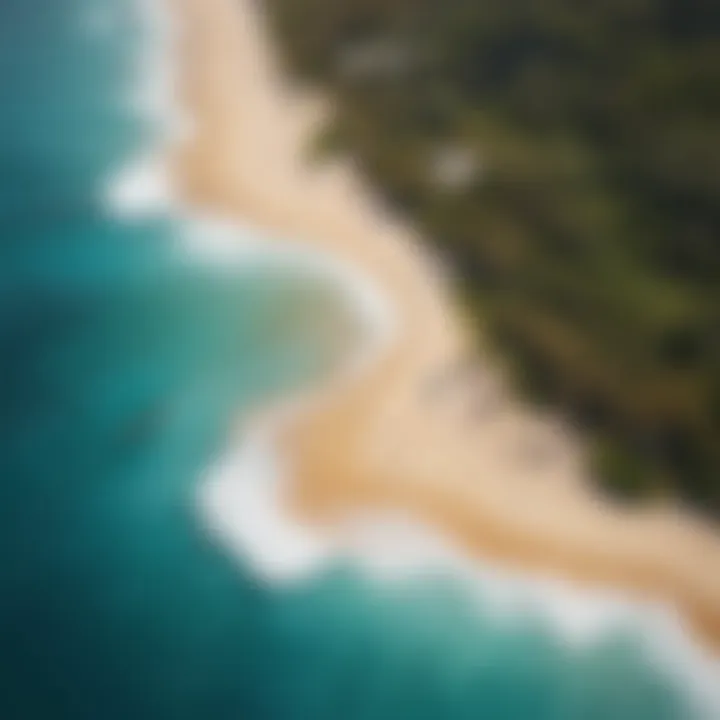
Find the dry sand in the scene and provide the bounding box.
[172,0,720,649]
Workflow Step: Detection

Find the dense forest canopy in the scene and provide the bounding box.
[263,0,720,513]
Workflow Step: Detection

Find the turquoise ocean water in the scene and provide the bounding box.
[0,0,714,718]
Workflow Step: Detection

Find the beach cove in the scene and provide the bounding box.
[173,0,720,656]
[1,0,719,716]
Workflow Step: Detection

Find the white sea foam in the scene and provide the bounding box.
[128,0,182,134]
[103,152,175,218]
[129,0,720,715]
[345,519,720,718]
[201,419,334,584]
[182,212,392,331]
[102,0,190,219]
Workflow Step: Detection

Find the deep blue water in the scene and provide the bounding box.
[0,0,709,718]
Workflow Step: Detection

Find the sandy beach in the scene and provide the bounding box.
[172,0,720,649]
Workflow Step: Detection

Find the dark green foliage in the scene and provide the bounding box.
[264,0,720,514]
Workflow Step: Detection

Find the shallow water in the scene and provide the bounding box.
[0,0,712,718]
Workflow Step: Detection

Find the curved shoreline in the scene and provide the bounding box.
[169,0,720,672]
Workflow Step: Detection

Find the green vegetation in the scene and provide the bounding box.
[263,0,720,514]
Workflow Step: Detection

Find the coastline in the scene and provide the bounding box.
[169,0,720,661]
